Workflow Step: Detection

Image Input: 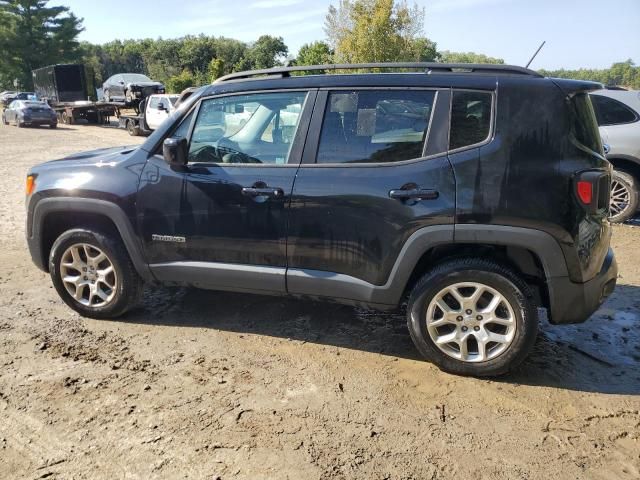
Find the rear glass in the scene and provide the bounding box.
[590,94,638,125]
[571,93,603,153]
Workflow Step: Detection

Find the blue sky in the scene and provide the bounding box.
[60,0,639,70]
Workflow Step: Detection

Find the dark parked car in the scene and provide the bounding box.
[25,63,617,377]
[1,91,36,107]
[2,100,57,128]
[102,73,165,104]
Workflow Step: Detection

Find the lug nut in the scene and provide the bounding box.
[476,315,483,321]
[474,326,480,332]
[461,326,468,332]
[456,316,463,321]
[465,309,472,315]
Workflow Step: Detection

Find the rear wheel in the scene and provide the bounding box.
[609,169,638,223]
[50,123,57,129]
[49,229,142,319]
[407,258,538,377]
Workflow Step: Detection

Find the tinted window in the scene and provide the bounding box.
[187,91,307,164]
[591,94,638,125]
[571,93,603,153]
[148,97,160,109]
[122,74,151,83]
[316,90,435,164]
[449,91,492,150]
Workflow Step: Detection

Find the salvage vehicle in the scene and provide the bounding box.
[33,64,117,124]
[25,63,617,376]
[590,88,640,222]
[102,73,165,105]
[119,94,179,136]
[2,100,57,128]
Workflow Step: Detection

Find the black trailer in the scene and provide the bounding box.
[32,64,119,124]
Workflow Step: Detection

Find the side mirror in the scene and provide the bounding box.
[163,137,188,166]
[157,103,166,111]
[603,143,611,155]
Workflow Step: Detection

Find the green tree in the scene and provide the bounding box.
[438,50,504,64]
[239,35,288,70]
[296,41,334,66]
[208,58,225,82]
[0,0,84,89]
[166,69,196,93]
[539,60,639,89]
[324,0,436,64]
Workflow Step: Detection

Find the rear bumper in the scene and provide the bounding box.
[547,248,617,324]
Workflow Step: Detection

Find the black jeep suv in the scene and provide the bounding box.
[26,63,618,376]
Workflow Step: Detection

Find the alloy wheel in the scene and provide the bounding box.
[610,178,632,218]
[426,282,517,362]
[59,243,117,307]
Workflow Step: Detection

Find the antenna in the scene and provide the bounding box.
[525,41,546,68]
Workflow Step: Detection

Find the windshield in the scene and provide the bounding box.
[122,74,151,83]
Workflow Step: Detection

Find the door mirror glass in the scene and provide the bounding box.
[163,137,188,166]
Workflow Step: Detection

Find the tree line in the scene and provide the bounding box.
[1,0,638,93]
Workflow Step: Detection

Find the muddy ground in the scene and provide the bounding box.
[0,122,638,480]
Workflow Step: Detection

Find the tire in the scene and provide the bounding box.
[609,169,639,223]
[49,229,143,319]
[50,123,57,129]
[126,119,140,136]
[407,258,538,377]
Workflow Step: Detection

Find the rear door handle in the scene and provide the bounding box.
[241,186,285,198]
[389,188,439,200]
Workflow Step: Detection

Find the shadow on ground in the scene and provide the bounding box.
[120,281,640,396]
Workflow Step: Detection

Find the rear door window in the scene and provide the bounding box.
[590,94,638,125]
[449,91,493,150]
[316,90,435,164]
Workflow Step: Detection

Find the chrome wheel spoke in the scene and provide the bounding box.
[60,243,117,308]
[426,281,518,363]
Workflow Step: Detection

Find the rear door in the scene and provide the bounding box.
[286,88,455,304]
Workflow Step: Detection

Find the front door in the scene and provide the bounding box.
[286,88,456,305]
[137,89,315,294]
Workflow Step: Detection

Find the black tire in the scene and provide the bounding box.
[126,119,140,136]
[407,258,538,377]
[610,169,639,223]
[49,229,143,319]
[50,123,57,129]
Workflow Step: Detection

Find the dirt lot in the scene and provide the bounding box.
[0,122,639,480]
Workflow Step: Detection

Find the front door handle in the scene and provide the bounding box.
[389,188,439,201]
[241,186,285,198]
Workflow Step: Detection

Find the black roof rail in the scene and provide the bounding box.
[213,62,543,83]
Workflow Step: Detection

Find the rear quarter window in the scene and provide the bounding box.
[590,94,638,125]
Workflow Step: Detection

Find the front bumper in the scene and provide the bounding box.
[547,248,617,324]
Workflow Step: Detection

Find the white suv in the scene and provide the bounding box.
[591,88,640,222]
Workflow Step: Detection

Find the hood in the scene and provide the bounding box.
[31,145,139,173]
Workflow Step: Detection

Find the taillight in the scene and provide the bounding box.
[575,171,609,214]
[576,181,593,204]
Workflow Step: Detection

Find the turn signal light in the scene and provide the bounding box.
[26,175,35,195]
[576,181,593,205]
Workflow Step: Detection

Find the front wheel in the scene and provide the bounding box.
[49,229,143,319]
[609,169,639,223]
[126,119,140,136]
[407,258,538,377]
